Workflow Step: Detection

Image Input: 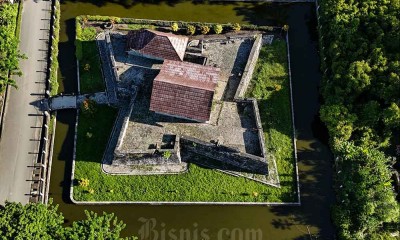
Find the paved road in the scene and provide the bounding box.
[0,0,51,205]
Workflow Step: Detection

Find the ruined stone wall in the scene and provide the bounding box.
[249,98,267,159]
[234,34,263,99]
[113,136,181,165]
[181,136,268,175]
[105,31,119,82]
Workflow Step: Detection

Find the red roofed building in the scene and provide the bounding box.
[150,60,220,122]
[126,29,188,61]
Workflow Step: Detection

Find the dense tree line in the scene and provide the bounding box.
[0,201,137,239]
[0,4,23,92]
[318,0,400,239]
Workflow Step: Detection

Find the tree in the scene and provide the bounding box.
[0,4,25,92]
[333,142,399,239]
[213,24,223,34]
[200,25,210,35]
[382,103,400,128]
[0,202,137,239]
[232,23,241,32]
[0,201,64,239]
[320,104,357,141]
[64,211,135,240]
[171,22,179,32]
[186,24,196,35]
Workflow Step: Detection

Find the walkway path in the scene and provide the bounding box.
[0,0,52,205]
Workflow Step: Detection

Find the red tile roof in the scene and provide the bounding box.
[126,29,188,61]
[150,60,220,122]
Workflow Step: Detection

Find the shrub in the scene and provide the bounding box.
[49,1,60,96]
[81,99,97,115]
[171,22,179,32]
[200,25,210,35]
[282,25,289,32]
[86,132,93,138]
[232,23,241,32]
[163,151,172,159]
[80,27,97,41]
[213,24,223,34]
[79,178,90,188]
[84,63,90,71]
[186,25,196,35]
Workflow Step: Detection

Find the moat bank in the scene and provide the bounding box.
[50,1,335,238]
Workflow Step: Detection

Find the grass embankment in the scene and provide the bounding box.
[75,18,104,93]
[246,39,296,198]
[73,39,296,202]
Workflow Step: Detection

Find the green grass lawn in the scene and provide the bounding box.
[73,38,297,202]
[78,41,105,93]
[247,39,296,200]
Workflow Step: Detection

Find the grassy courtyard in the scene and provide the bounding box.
[78,41,104,93]
[73,38,296,202]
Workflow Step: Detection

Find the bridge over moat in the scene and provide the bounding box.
[41,92,110,111]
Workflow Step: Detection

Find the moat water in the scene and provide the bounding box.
[50,1,335,239]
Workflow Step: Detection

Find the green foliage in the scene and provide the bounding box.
[171,22,179,32]
[200,25,210,35]
[77,42,104,93]
[0,202,136,239]
[382,103,400,128]
[186,24,196,35]
[49,1,60,96]
[86,15,121,23]
[80,27,97,41]
[320,104,356,141]
[332,142,399,239]
[64,211,135,240]
[81,99,98,116]
[79,178,90,187]
[162,150,172,159]
[213,24,223,34]
[0,201,64,239]
[318,0,400,238]
[232,23,241,32]
[0,4,24,92]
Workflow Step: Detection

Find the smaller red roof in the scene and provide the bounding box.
[126,29,188,61]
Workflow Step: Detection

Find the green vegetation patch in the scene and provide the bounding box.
[49,1,60,96]
[78,42,104,93]
[318,0,400,238]
[0,3,24,92]
[75,18,104,93]
[73,38,297,203]
[247,39,296,201]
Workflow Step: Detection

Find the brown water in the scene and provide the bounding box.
[50,1,335,239]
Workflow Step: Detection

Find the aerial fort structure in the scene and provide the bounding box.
[95,28,277,186]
